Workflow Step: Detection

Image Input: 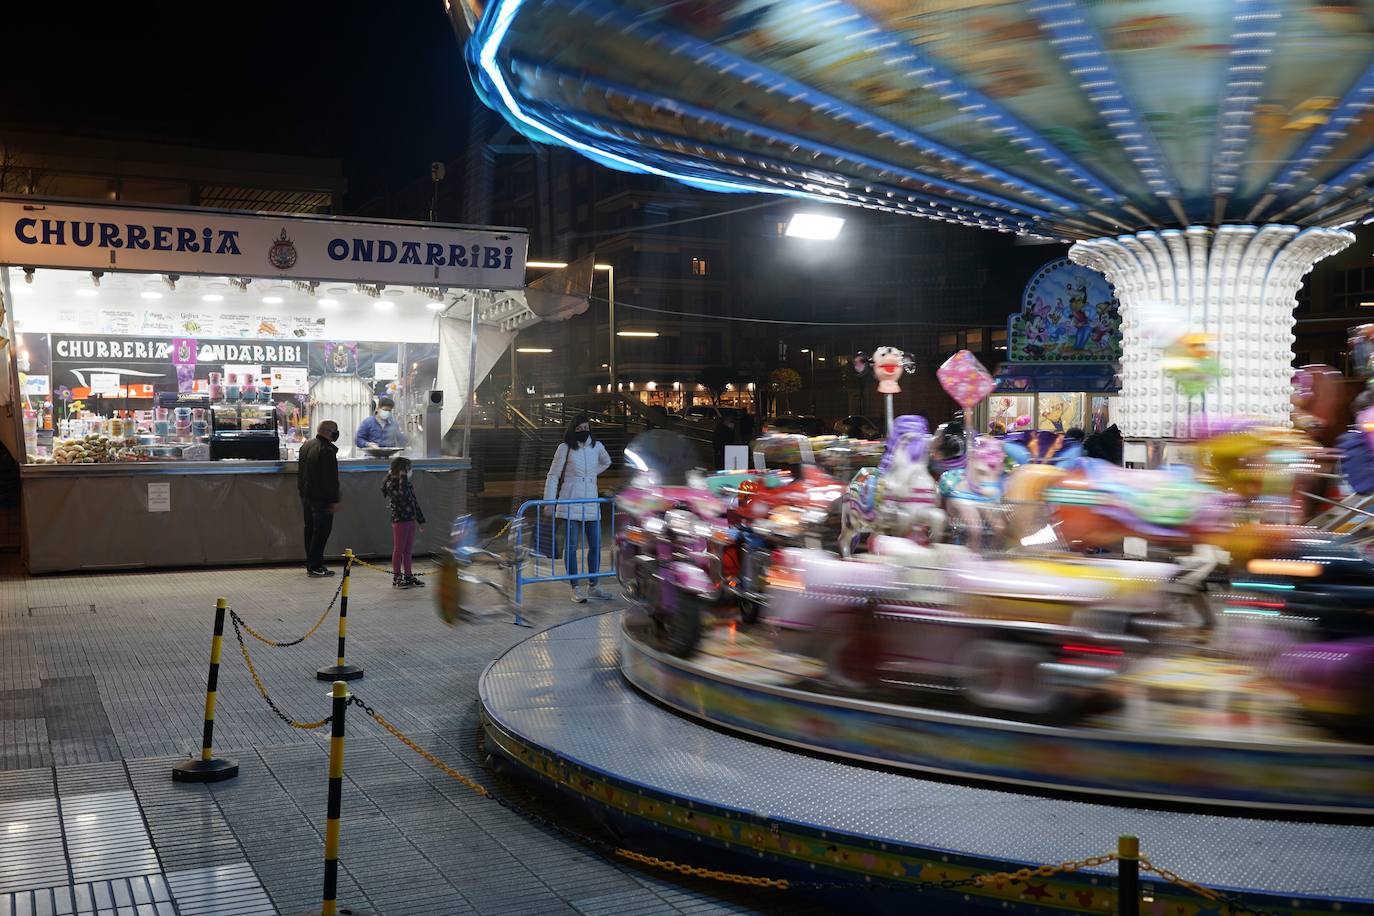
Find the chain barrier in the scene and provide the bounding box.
[969,854,1119,889]
[350,556,434,578]
[1140,857,1277,916]
[229,611,333,730]
[237,578,343,648]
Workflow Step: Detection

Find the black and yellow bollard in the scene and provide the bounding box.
[319,681,369,916]
[317,549,363,681]
[1117,835,1140,916]
[173,598,239,782]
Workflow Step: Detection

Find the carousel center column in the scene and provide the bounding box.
[1069,225,1353,438]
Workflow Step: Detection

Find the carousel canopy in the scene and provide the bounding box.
[457,0,1374,240]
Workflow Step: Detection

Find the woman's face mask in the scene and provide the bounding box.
[576,430,590,443]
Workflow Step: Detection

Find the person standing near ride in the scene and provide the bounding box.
[545,415,613,603]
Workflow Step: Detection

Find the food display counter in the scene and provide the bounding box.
[20,457,468,574]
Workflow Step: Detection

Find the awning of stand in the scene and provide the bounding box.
[994,362,1120,393]
[524,255,594,322]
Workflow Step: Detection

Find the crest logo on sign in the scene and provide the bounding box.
[268,228,298,270]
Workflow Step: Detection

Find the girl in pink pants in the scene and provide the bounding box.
[382,456,426,589]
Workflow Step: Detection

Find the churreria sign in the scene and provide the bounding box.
[0,199,530,290]
[15,218,243,255]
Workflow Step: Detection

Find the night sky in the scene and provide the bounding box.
[1,1,471,208]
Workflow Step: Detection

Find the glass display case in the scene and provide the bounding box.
[211,398,281,460]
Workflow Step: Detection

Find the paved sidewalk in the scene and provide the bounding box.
[0,555,796,916]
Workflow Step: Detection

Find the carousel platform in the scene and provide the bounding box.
[478,611,1374,915]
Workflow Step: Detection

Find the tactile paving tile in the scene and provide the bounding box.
[72,874,176,915]
[165,863,273,916]
[482,611,1374,900]
[0,797,67,893]
[61,792,160,885]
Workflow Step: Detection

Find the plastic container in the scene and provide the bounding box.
[154,420,170,438]
[109,418,125,438]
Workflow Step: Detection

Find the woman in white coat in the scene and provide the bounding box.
[544,415,613,602]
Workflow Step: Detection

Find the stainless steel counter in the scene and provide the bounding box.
[20,458,469,573]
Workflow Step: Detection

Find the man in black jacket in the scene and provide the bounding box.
[298,420,341,577]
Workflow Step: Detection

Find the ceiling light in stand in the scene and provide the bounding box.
[317,298,339,309]
[374,300,396,311]
[427,301,446,310]
[202,294,224,303]
[262,296,283,305]
[141,291,163,300]
[76,289,98,298]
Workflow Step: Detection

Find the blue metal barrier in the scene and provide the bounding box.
[512,497,616,609]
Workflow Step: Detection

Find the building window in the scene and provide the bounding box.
[691,256,709,277]
[965,328,984,349]
[938,332,958,351]
[991,328,1008,351]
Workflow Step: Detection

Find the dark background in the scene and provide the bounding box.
[0,1,465,209]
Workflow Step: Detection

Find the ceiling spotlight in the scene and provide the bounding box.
[202,294,224,303]
[90,270,103,288]
[262,296,283,305]
[22,268,35,284]
[317,298,339,308]
[374,300,395,311]
[164,274,179,291]
[141,291,163,300]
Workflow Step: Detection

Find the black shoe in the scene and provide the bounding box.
[404,575,426,588]
[309,567,336,578]
[393,575,411,589]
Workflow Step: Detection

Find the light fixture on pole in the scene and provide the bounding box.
[617,330,659,338]
[785,213,845,241]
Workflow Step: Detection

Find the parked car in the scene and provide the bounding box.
[834,415,880,439]
[763,415,827,437]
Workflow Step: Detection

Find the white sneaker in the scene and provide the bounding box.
[587,585,613,601]
[571,586,588,604]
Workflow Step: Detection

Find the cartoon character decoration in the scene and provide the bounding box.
[861,346,911,394]
[939,436,1008,548]
[839,415,945,556]
[1003,430,1083,467]
[1009,259,1120,362]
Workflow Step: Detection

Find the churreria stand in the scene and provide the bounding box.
[0,196,533,572]
[480,612,1374,915]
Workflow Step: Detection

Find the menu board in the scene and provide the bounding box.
[98,309,138,335]
[141,311,177,334]
[176,313,215,336]
[271,367,309,394]
[217,314,255,338]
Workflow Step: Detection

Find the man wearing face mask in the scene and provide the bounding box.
[355,396,406,451]
[298,419,342,578]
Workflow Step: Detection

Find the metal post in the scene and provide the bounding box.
[317,551,363,681]
[172,598,239,782]
[463,295,481,459]
[802,351,813,414]
[606,266,616,390]
[320,681,350,916]
[1117,835,1140,916]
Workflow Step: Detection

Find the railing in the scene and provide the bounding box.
[511,497,616,605]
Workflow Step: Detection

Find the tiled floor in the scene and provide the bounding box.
[0,554,795,915]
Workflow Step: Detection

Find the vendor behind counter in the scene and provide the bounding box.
[355,396,406,450]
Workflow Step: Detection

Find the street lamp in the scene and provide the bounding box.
[800,348,816,414]
[526,261,615,385]
[785,213,845,240]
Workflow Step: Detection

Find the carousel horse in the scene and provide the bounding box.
[938,436,1008,549]
[839,415,945,556]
